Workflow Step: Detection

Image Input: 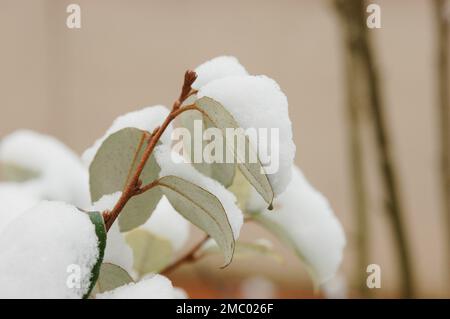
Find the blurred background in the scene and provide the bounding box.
[0,0,448,298]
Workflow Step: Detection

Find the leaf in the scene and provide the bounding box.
[198,239,283,264]
[92,263,134,295]
[227,169,252,211]
[157,175,235,266]
[89,128,162,232]
[179,110,236,187]
[125,229,173,277]
[84,211,107,299]
[194,97,274,208]
[0,161,39,182]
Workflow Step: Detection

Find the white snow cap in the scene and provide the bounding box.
[192,56,249,90]
[0,183,39,234]
[90,192,134,273]
[198,75,296,196]
[0,130,90,208]
[141,195,190,251]
[153,144,243,239]
[82,105,172,166]
[0,201,99,298]
[249,166,346,284]
[96,274,184,299]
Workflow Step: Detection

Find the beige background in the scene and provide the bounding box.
[0,0,447,297]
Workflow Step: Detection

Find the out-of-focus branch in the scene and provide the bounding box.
[334,0,370,297]
[433,0,450,292]
[334,0,414,298]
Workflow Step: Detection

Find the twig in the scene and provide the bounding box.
[161,235,210,275]
[334,0,370,296]
[433,0,450,292]
[334,0,414,298]
[103,70,198,231]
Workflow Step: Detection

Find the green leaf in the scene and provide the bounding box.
[179,110,236,187]
[125,229,173,277]
[89,127,162,232]
[92,263,134,295]
[193,97,274,208]
[0,161,39,182]
[84,211,107,299]
[157,175,235,266]
[198,239,283,264]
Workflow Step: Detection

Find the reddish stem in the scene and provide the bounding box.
[103,70,198,231]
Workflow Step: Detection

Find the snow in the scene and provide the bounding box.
[82,105,172,166]
[249,166,346,284]
[322,273,348,299]
[90,192,134,273]
[0,201,99,298]
[153,144,243,239]
[141,195,190,251]
[104,223,134,273]
[0,183,39,234]
[96,274,184,299]
[0,130,90,208]
[198,75,295,196]
[192,56,249,90]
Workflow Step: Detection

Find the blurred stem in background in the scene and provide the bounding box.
[334,0,414,298]
[334,1,370,297]
[433,0,450,292]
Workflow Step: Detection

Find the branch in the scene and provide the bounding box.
[334,0,414,298]
[334,0,370,297]
[161,235,210,275]
[103,70,198,231]
[433,0,450,292]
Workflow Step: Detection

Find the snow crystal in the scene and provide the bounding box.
[0,183,39,234]
[90,192,134,273]
[198,75,296,196]
[141,195,190,251]
[82,105,172,166]
[249,166,346,284]
[0,201,99,298]
[153,144,243,239]
[0,130,90,208]
[96,274,184,299]
[192,56,249,90]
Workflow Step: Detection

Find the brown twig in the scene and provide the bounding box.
[433,0,450,292]
[103,70,198,231]
[334,0,414,298]
[334,0,370,296]
[161,235,210,275]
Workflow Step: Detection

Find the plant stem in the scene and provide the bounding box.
[334,0,414,298]
[334,0,370,296]
[103,70,198,231]
[161,235,210,275]
[434,0,450,292]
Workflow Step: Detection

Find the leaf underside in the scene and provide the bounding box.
[93,263,134,295]
[89,128,162,232]
[157,175,235,266]
[126,229,173,277]
[194,97,274,208]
